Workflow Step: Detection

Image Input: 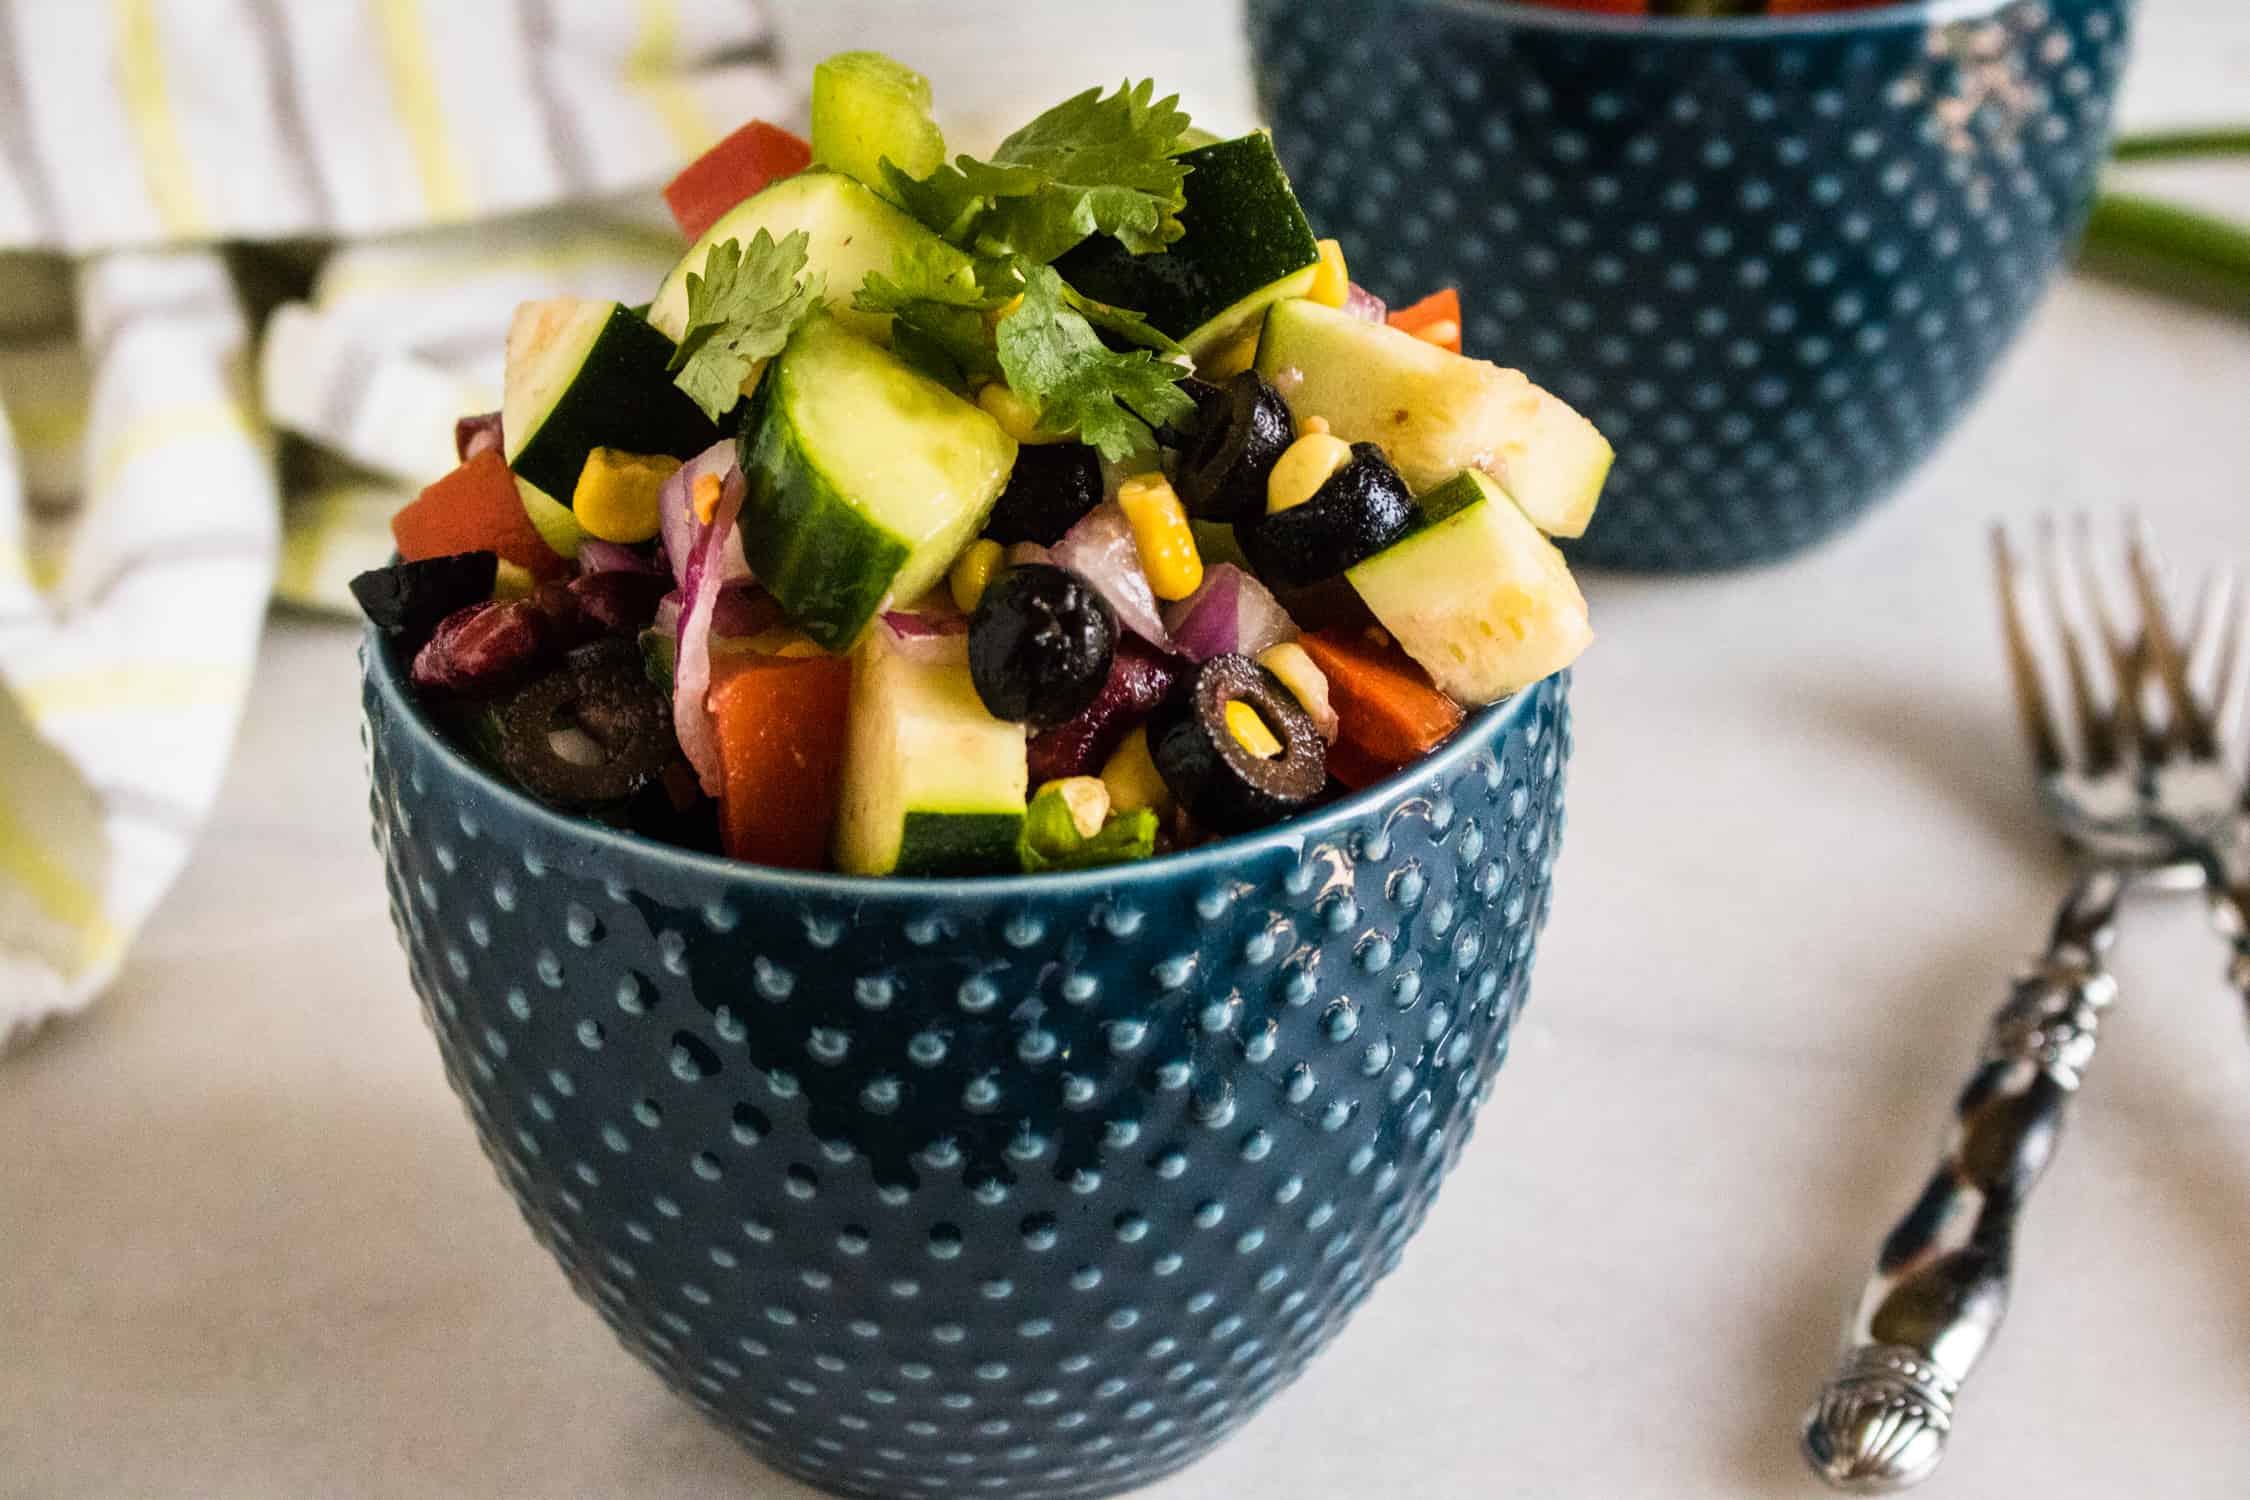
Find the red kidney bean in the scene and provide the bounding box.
[412,600,550,696]
[567,570,672,636]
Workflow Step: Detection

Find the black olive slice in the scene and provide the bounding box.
[983,442,1106,547]
[1147,654,1327,834]
[1173,371,1295,526]
[1239,442,1415,588]
[1153,375,1225,450]
[350,551,497,639]
[967,564,1118,728]
[498,644,675,809]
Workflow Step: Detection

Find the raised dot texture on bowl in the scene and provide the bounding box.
[1248,0,2134,571]
[363,632,1573,1500]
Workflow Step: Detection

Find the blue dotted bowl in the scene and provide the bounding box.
[361,631,1571,1500]
[1248,0,2135,570]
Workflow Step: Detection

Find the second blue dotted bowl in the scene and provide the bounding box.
[1248,0,2136,570]
[363,629,1572,1500]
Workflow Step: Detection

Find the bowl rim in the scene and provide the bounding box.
[1404,0,2033,39]
[364,624,1561,900]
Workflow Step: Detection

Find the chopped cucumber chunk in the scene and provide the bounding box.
[836,627,1028,877]
[738,312,1017,651]
[648,171,971,347]
[811,51,947,199]
[1346,469,1592,705]
[1255,298,1612,539]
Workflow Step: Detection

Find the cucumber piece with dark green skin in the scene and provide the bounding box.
[1054,132,1322,361]
[503,298,720,509]
[737,312,1018,651]
[835,625,1029,877]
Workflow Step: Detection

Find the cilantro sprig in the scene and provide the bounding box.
[880,78,1194,267]
[667,229,825,421]
[996,266,1194,462]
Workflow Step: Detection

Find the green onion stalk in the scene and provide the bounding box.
[2077,130,2250,320]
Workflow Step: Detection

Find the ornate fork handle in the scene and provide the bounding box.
[1802,871,2124,1493]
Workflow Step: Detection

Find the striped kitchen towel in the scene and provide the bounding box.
[0,0,785,1049]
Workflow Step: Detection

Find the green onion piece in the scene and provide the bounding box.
[2111,129,2250,164]
[2077,192,2250,321]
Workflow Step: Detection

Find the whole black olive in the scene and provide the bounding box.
[1147,654,1327,834]
[967,564,1118,728]
[982,442,1105,547]
[1173,371,1294,526]
[497,641,676,809]
[1239,442,1415,588]
[350,550,497,640]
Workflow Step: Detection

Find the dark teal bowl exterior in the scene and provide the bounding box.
[1247,0,2134,570]
[362,632,1571,1500]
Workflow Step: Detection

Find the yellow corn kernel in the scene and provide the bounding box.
[1257,641,1334,735]
[1266,431,1356,515]
[738,626,827,659]
[978,382,1065,445]
[1200,332,1259,381]
[1116,472,1204,602]
[949,538,1005,615]
[492,559,534,600]
[1308,239,1350,309]
[572,447,683,543]
[1302,415,1331,436]
[1037,776,1113,840]
[986,291,1026,328]
[1224,699,1284,759]
[1100,727,1173,817]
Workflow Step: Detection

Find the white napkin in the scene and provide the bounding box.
[0,0,785,1049]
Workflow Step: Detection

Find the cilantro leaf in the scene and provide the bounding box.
[880,79,1194,267]
[979,80,1193,260]
[852,245,1018,387]
[996,265,1193,461]
[667,229,825,421]
[1056,281,1183,356]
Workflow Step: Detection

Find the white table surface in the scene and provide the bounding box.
[7,6,2250,1498]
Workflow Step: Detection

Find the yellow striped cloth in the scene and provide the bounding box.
[0,0,784,1048]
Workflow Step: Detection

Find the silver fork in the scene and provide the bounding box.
[1800,517,2247,1493]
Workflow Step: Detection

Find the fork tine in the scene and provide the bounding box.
[2037,516,2117,773]
[2201,569,2244,733]
[2073,513,2147,760]
[1994,525,2065,777]
[2127,517,2223,762]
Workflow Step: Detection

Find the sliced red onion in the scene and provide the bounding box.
[652,592,682,639]
[1005,542,1054,570]
[878,611,969,665]
[672,463,748,796]
[455,411,503,462]
[1162,564,1298,664]
[1343,282,1388,324]
[660,439,749,595]
[576,538,662,576]
[1051,502,1170,649]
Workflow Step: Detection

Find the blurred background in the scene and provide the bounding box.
[5,2,2250,1498]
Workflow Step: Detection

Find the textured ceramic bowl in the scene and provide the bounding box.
[362,630,1572,1500]
[1247,0,2135,570]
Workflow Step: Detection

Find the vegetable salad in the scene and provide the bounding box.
[353,52,1612,878]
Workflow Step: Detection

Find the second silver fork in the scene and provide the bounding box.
[1801,517,2247,1493]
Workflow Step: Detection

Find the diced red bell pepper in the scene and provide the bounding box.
[391,450,566,581]
[1388,288,1464,353]
[664,120,814,242]
[707,649,853,870]
[1298,629,1466,785]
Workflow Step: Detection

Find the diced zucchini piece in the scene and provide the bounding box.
[811,51,947,199]
[836,627,1028,877]
[648,170,972,347]
[739,312,1017,651]
[1255,298,1613,539]
[503,298,720,533]
[1346,469,1592,705]
[1054,132,1322,361]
